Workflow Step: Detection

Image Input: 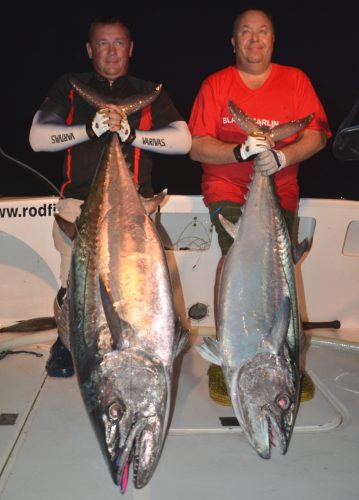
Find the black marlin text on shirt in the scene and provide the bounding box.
[222,116,279,128]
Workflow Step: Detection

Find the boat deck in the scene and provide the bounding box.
[0,329,358,499]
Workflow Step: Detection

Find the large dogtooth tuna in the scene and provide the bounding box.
[197,101,313,459]
[56,78,188,492]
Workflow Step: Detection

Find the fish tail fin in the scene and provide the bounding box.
[269,114,314,142]
[228,100,262,135]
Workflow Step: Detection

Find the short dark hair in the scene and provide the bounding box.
[88,17,132,42]
[232,7,275,37]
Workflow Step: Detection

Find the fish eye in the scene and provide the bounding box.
[276,394,291,410]
[108,402,123,421]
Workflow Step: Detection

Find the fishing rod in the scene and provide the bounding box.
[0,146,62,198]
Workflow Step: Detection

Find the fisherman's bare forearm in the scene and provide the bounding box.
[190,136,238,163]
[280,129,327,166]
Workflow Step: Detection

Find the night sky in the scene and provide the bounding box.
[2,2,359,200]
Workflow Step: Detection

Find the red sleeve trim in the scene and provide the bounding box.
[60,89,75,195]
[133,105,152,185]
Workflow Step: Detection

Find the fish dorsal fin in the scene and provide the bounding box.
[196,336,222,365]
[141,189,168,215]
[228,100,262,135]
[292,237,311,264]
[218,213,239,239]
[54,214,78,241]
[98,275,135,348]
[260,296,291,355]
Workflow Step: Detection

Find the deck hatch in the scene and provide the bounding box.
[0,413,18,425]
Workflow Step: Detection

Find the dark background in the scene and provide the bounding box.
[1,2,358,200]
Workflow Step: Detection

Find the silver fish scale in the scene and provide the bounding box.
[70,135,176,366]
[108,150,174,361]
[219,172,298,368]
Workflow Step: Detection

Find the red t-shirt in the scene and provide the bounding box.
[189,64,332,211]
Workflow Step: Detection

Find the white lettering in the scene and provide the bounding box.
[222,115,279,129]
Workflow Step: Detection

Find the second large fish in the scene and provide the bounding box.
[197,102,312,458]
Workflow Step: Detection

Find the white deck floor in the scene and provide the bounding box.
[0,330,358,500]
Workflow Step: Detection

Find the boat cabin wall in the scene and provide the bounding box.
[0,196,358,336]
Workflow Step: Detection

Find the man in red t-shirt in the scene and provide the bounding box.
[189,7,331,254]
[188,7,331,403]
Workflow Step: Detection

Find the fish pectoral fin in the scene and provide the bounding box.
[292,237,311,264]
[99,275,134,348]
[218,214,239,239]
[141,189,168,215]
[260,296,291,355]
[174,320,190,356]
[196,337,222,364]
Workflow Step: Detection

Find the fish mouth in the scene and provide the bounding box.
[111,414,166,492]
[262,404,294,457]
[236,405,292,460]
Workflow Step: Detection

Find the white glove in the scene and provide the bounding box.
[254,149,287,176]
[86,109,110,139]
[117,114,136,144]
[234,133,271,161]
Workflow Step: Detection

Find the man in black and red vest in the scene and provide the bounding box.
[29,16,191,377]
